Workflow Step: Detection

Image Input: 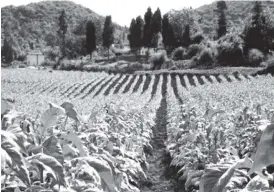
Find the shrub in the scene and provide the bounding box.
[174,59,197,69]
[17,54,27,62]
[191,33,205,44]
[256,54,274,75]
[41,60,56,67]
[216,33,244,66]
[165,46,175,56]
[247,49,264,67]
[150,50,167,70]
[118,62,148,73]
[47,48,59,61]
[185,44,202,59]
[172,47,185,61]
[11,60,23,67]
[265,55,274,67]
[198,48,214,66]
[59,59,86,71]
[110,46,123,56]
[163,60,178,70]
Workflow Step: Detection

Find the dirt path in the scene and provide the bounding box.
[141,74,176,192]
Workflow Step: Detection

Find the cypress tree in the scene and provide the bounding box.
[162,14,170,49]
[243,1,272,55]
[143,7,153,48]
[216,1,227,39]
[57,9,68,60]
[1,38,14,64]
[151,8,162,36]
[182,24,191,47]
[86,20,96,60]
[151,8,162,50]
[102,16,114,60]
[128,18,137,52]
[135,16,144,54]
[128,16,144,54]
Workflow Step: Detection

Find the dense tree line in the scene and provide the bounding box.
[1,1,274,67]
[54,10,114,66]
[0,1,122,64]
[126,1,274,67]
[128,7,164,53]
[127,7,200,53]
[16,7,114,67]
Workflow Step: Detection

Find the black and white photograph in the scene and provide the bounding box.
[1,0,274,191]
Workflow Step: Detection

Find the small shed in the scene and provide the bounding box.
[27,50,45,66]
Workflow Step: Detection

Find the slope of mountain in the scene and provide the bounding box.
[168,1,274,38]
[197,1,274,37]
[1,1,126,57]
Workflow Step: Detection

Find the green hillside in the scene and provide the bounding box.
[167,1,274,38]
[1,1,127,58]
[196,1,274,38]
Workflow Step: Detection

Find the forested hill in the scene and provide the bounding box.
[196,1,274,37]
[168,1,274,38]
[1,1,127,57]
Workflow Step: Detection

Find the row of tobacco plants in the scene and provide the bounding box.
[165,75,274,192]
[1,99,156,192]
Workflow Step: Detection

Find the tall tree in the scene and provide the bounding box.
[151,8,162,36]
[102,15,114,60]
[135,16,144,54]
[216,1,227,39]
[1,38,14,64]
[182,24,191,47]
[57,9,68,64]
[252,1,264,26]
[143,7,153,48]
[162,14,169,49]
[151,8,162,50]
[128,16,144,54]
[243,1,272,55]
[86,20,96,60]
[162,14,176,50]
[128,18,137,52]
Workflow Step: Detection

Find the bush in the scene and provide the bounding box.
[265,55,274,67]
[185,44,202,59]
[45,47,59,61]
[216,33,244,66]
[150,50,167,70]
[18,64,27,68]
[41,60,56,67]
[17,54,27,62]
[191,33,205,44]
[165,46,175,56]
[198,48,214,66]
[172,47,185,61]
[256,54,274,75]
[247,49,264,67]
[117,62,149,73]
[59,59,86,71]
[173,59,197,69]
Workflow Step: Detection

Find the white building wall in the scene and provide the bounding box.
[27,54,45,66]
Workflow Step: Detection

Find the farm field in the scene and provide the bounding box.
[1,68,259,115]
[1,68,274,192]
